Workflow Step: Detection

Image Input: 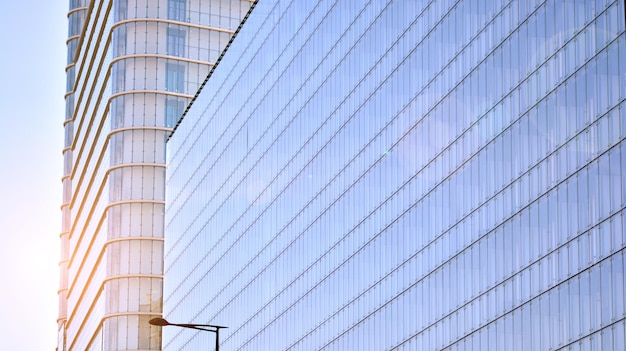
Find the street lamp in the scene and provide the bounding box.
[149,317,227,351]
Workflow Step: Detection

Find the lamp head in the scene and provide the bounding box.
[148,317,170,326]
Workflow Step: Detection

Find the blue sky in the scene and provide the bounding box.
[0,1,66,349]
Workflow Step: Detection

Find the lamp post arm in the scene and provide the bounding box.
[149,318,227,351]
[173,323,227,330]
[170,324,217,333]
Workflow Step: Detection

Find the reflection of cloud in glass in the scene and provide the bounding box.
[394,93,472,184]
[246,178,272,206]
[524,17,620,159]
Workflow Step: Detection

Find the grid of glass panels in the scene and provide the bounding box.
[165,0,626,350]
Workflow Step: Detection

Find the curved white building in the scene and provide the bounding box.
[59,1,253,350]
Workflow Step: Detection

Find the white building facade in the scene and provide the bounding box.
[59,1,252,350]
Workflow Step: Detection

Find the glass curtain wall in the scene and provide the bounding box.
[164,0,626,350]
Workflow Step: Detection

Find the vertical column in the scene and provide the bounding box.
[60,1,89,350]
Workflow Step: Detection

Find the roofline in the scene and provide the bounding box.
[167,0,259,141]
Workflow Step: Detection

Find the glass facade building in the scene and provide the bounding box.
[164,0,626,350]
[59,0,252,350]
